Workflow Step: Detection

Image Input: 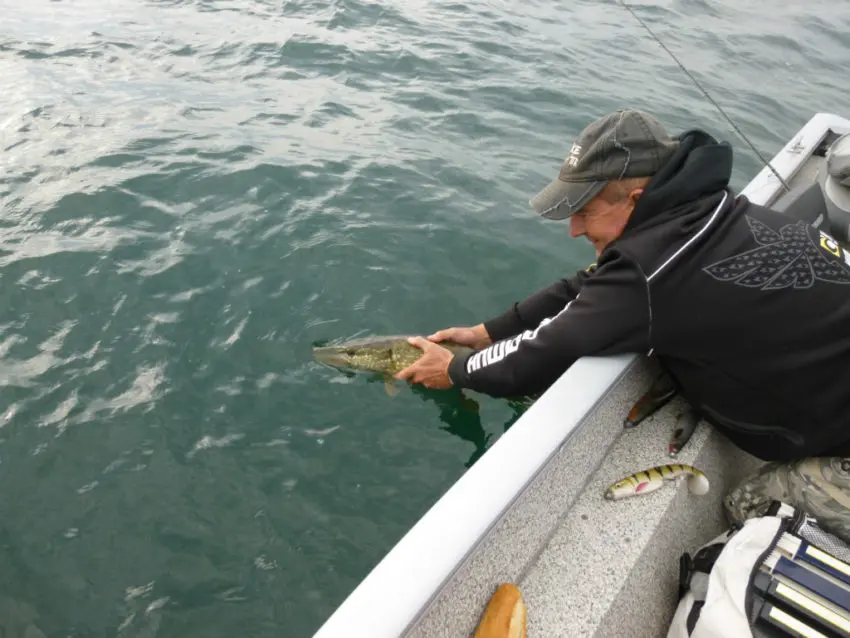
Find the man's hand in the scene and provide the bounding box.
[428,323,492,351]
[394,337,455,389]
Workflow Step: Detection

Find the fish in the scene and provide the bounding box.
[312,334,475,395]
[604,463,710,501]
[623,370,677,428]
[473,583,527,638]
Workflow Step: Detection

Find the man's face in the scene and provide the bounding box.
[569,184,642,257]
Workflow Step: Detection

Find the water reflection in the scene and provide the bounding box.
[0,530,51,638]
[407,385,531,469]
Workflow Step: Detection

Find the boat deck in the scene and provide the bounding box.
[405,357,761,637]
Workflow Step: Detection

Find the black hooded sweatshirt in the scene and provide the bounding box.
[448,129,850,462]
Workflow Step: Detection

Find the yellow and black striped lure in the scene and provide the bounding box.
[604,464,710,501]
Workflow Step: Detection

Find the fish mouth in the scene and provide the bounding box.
[312,347,353,369]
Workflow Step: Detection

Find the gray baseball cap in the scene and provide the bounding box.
[529,109,680,220]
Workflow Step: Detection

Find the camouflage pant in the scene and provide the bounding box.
[724,457,850,544]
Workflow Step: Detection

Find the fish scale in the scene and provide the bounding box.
[313,335,474,376]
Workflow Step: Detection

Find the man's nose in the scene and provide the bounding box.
[570,214,585,238]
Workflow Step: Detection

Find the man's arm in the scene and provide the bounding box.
[449,256,648,398]
[483,263,598,341]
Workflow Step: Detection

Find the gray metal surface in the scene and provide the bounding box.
[404,356,653,638]
[523,396,760,637]
[403,357,763,637]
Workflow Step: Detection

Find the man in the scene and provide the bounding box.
[395,109,850,535]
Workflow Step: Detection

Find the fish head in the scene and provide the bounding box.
[604,478,640,501]
[312,343,395,373]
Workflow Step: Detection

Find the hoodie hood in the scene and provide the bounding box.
[623,129,733,232]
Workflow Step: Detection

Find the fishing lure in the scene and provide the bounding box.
[604,463,710,501]
[623,372,700,457]
[668,410,700,457]
[623,371,677,428]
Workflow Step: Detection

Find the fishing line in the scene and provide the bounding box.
[618,0,792,192]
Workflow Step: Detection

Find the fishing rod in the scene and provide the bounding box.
[619,0,792,193]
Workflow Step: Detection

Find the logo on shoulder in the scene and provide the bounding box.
[703,216,850,290]
[819,232,847,260]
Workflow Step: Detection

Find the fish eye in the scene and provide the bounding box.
[345,349,356,356]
